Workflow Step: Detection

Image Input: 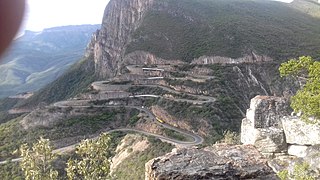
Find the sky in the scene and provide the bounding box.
[23,0,110,31]
[22,0,294,32]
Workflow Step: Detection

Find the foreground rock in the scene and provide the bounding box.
[240,95,320,178]
[145,144,278,180]
[268,145,320,179]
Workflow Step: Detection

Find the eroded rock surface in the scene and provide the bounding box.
[145,144,278,180]
[191,52,272,65]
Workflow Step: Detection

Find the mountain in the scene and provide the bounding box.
[291,0,320,18]
[87,0,320,79]
[14,0,319,131]
[20,0,320,106]
[0,24,100,98]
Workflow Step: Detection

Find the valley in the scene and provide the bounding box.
[0,25,100,98]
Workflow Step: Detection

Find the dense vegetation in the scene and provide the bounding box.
[66,133,111,179]
[127,0,320,62]
[20,138,59,180]
[280,56,320,122]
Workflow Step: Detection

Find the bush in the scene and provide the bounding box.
[218,130,240,145]
[278,162,316,180]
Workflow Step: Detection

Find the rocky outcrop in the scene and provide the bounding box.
[191,52,272,65]
[268,145,320,178]
[282,116,320,145]
[241,95,320,178]
[145,144,278,179]
[241,96,290,156]
[110,134,149,175]
[87,0,155,78]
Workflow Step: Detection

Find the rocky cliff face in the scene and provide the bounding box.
[191,53,272,65]
[86,0,155,78]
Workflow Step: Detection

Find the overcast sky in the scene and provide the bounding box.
[23,0,294,32]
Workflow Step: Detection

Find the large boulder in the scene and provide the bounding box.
[282,116,320,145]
[145,144,279,180]
[241,96,289,154]
[246,96,290,128]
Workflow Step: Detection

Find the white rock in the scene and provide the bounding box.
[241,118,255,144]
[282,116,320,145]
[287,145,309,157]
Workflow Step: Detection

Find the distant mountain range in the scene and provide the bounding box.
[0,24,100,98]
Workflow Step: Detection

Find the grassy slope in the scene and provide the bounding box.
[126,0,320,62]
[112,137,173,180]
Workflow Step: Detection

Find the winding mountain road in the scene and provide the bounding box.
[91,81,215,104]
[1,65,211,165]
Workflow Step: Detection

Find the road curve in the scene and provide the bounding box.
[53,102,203,146]
[91,81,215,104]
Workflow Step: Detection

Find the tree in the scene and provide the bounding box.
[66,133,111,180]
[19,137,58,180]
[279,56,320,122]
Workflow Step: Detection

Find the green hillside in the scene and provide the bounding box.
[126,0,320,62]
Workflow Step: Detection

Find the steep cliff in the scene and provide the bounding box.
[87,0,155,78]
